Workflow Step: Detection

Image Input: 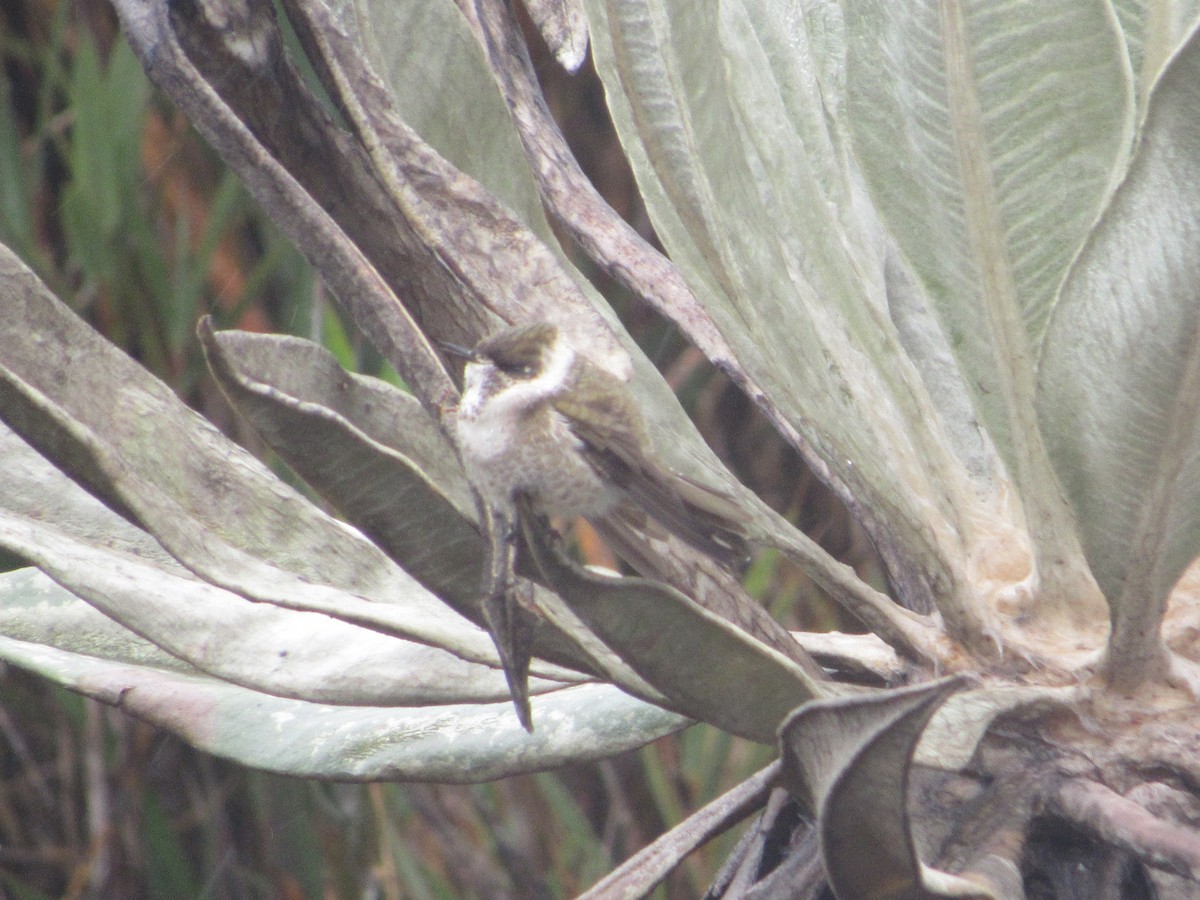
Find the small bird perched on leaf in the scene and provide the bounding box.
[449,321,749,568]
[443,321,749,731]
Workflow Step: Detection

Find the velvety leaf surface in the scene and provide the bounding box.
[1038,22,1200,684]
[522,514,825,744]
[0,414,579,704]
[0,246,487,658]
[344,0,552,242]
[846,0,1132,362]
[1112,0,1200,103]
[842,0,1133,615]
[200,324,480,606]
[0,602,687,783]
[581,0,1020,627]
[0,518,558,704]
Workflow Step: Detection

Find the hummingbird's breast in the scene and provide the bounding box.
[456,364,616,518]
[512,406,616,517]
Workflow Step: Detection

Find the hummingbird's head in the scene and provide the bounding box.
[455,323,571,418]
[473,322,560,380]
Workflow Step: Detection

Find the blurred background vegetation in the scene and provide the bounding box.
[0,1,881,896]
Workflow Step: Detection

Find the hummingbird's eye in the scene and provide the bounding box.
[494,359,535,378]
[477,323,551,378]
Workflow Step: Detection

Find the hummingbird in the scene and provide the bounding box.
[448,322,749,568]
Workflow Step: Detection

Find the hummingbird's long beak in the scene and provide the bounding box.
[437,339,476,361]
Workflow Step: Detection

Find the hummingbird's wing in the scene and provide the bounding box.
[551,362,750,568]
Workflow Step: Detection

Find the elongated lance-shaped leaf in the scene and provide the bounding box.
[581,0,1012,641]
[846,0,1133,354]
[0,402,675,763]
[521,507,827,744]
[0,569,193,672]
[0,554,558,707]
[0,594,688,784]
[0,246,504,662]
[716,0,1010,526]
[0,398,678,763]
[1038,21,1200,690]
[199,323,479,603]
[0,419,576,706]
[843,0,1133,619]
[330,0,555,244]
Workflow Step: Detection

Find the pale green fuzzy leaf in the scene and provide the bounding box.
[1112,2,1149,89]
[0,622,687,783]
[0,567,197,672]
[199,325,479,606]
[582,0,1009,618]
[0,561,553,706]
[1038,25,1200,645]
[0,245,488,658]
[1115,0,1200,101]
[0,398,576,706]
[835,0,1135,615]
[843,0,1133,463]
[724,0,999,480]
[522,511,825,744]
